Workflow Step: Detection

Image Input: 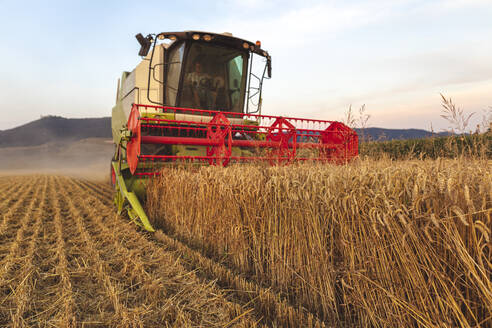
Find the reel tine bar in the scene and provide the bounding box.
[127,104,358,175]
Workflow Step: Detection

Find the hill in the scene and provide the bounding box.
[0,116,111,148]
[354,127,452,141]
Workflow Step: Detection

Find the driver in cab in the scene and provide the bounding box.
[186,60,225,110]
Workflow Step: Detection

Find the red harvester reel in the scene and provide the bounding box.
[125,104,358,176]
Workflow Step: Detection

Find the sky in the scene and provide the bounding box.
[1,0,491,131]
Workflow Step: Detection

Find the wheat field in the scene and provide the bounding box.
[147,158,492,327]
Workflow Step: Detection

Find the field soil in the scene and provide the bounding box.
[0,175,260,327]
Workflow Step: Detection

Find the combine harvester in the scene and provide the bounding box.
[111,31,358,231]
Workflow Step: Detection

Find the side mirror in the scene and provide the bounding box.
[136,33,152,57]
[267,58,272,78]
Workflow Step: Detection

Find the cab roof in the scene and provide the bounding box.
[156,31,270,59]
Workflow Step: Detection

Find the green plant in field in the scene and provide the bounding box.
[360,134,491,160]
[358,95,491,160]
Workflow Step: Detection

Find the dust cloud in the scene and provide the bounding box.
[0,138,114,181]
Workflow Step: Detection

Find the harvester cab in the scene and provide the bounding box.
[111,31,358,231]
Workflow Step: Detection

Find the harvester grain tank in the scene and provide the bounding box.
[111,31,358,231]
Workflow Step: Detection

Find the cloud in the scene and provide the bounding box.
[222,0,268,9]
[210,1,406,48]
[434,0,490,9]
[412,0,492,13]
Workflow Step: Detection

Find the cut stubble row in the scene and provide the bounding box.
[0,175,259,327]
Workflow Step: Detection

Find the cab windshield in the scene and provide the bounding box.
[179,42,248,112]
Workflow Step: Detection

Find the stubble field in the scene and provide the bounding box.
[0,175,260,327]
